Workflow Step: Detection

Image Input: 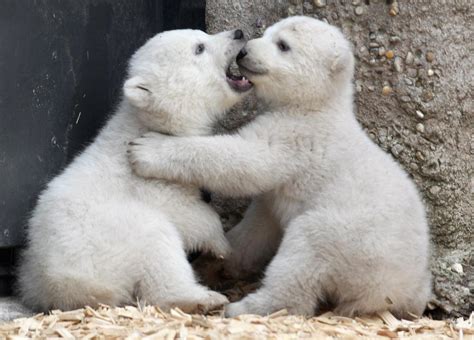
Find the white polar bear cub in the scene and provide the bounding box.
[18,28,252,312]
[128,17,432,318]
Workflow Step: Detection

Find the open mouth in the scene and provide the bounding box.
[226,61,253,93]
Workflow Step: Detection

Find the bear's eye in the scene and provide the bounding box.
[277,40,290,52]
[195,43,205,55]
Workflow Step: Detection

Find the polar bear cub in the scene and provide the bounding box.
[18,28,253,312]
[128,16,432,318]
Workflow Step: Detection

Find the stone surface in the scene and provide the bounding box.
[207,0,473,317]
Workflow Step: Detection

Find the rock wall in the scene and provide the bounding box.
[207,0,473,317]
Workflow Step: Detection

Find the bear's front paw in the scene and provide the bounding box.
[127,132,166,179]
[178,291,229,314]
[199,291,229,313]
[127,144,155,179]
[206,234,232,259]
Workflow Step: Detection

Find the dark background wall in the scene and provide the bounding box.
[0,0,205,293]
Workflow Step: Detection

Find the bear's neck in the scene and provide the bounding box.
[95,100,215,147]
[321,80,355,117]
[93,100,147,150]
[268,80,355,121]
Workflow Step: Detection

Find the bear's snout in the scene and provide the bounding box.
[236,48,247,60]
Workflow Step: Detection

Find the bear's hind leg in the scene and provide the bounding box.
[225,216,325,317]
[135,214,228,313]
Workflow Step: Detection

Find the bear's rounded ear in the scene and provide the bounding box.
[123,76,152,109]
[330,46,354,77]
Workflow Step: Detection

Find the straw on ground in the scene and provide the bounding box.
[0,304,472,339]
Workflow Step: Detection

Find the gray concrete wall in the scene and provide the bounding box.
[207,0,473,317]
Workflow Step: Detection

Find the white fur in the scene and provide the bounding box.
[128,17,432,318]
[18,28,248,312]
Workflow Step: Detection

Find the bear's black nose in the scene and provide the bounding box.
[233,29,244,40]
[237,48,247,60]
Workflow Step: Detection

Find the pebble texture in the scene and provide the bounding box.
[206,0,473,317]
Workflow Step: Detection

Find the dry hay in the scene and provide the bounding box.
[0,305,472,340]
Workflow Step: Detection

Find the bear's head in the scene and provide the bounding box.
[237,16,354,110]
[124,29,252,136]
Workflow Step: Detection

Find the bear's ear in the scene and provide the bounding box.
[123,76,152,109]
[330,46,353,77]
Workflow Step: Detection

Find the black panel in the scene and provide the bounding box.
[163,0,206,31]
[0,0,164,248]
[0,0,206,251]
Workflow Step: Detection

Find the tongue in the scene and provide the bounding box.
[227,76,253,92]
[234,78,249,86]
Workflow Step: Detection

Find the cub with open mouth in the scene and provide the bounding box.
[18,28,251,312]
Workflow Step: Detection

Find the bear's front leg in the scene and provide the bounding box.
[194,198,282,288]
[171,201,231,259]
[223,198,283,278]
[128,133,297,197]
